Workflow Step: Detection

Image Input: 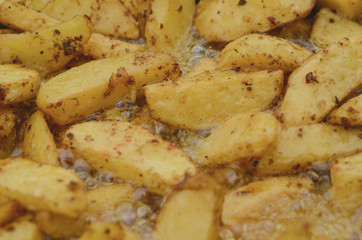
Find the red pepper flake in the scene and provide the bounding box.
[347,107,359,113]
[167,143,176,150]
[267,16,276,25]
[306,72,318,83]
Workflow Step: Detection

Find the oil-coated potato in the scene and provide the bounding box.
[184,58,217,78]
[145,69,283,130]
[0,64,41,105]
[278,36,362,126]
[62,120,196,194]
[0,200,25,227]
[0,16,92,75]
[328,94,362,126]
[0,158,86,218]
[195,112,281,166]
[0,108,17,140]
[0,218,45,240]
[217,34,313,74]
[317,0,362,19]
[194,0,315,42]
[251,124,362,175]
[78,221,124,240]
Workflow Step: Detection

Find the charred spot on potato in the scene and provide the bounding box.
[267,16,276,25]
[67,181,80,192]
[306,72,318,83]
[237,0,247,6]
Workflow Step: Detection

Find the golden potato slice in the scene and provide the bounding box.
[152,174,224,240]
[145,69,283,130]
[121,0,150,18]
[32,0,139,39]
[310,8,362,48]
[251,124,362,176]
[62,120,196,194]
[0,200,25,227]
[328,94,362,126]
[145,0,195,56]
[194,0,315,42]
[0,64,41,105]
[0,218,45,240]
[222,177,313,232]
[37,58,137,125]
[330,153,362,212]
[34,211,85,239]
[184,58,217,78]
[278,36,362,126]
[217,34,313,74]
[86,184,135,218]
[195,112,281,166]
[0,16,92,75]
[0,158,86,218]
[0,108,16,140]
[317,0,362,19]
[83,33,145,59]
[78,222,124,240]
[23,111,59,166]
[0,0,59,31]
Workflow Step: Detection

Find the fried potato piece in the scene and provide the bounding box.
[83,33,145,59]
[62,120,196,194]
[34,211,85,239]
[79,222,124,240]
[183,58,217,78]
[86,184,135,218]
[152,174,224,240]
[0,130,15,159]
[271,18,313,40]
[32,0,139,39]
[0,200,25,227]
[145,0,195,56]
[123,225,143,240]
[328,94,362,126]
[195,112,281,166]
[0,0,59,31]
[23,111,59,166]
[222,177,313,232]
[37,58,137,125]
[310,8,362,48]
[145,69,283,130]
[194,0,315,42]
[251,124,362,175]
[0,64,41,105]
[278,36,362,126]
[330,153,362,212]
[0,16,92,75]
[0,158,86,217]
[217,34,313,74]
[317,0,362,19]
[0,218,45,240]
[0,108,16,140]
[122,0,150,18]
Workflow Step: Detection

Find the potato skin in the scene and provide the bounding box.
[278,36,362,126]
[194,0,315,42]
[0,64,41,105]
[328,94,362,126]
[145,69,283,130]
[217,34,313,74]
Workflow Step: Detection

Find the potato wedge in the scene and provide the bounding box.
[0,131,15,159]
[310,8,362,48]
[0,64,41,105]
[330,153,362,212]
[86,184,135,219]
[278,36,362,126]
[37,58,137,125]
[145,69,283,130]
[0,218,45,240]
[0,200,25,227]
[121,0,150,18]
[195,112,281,166]
[145,0,194,56]
[0,108,16,140]
[328,94,362,126]
[184,58,217,78]
[194,0,315,42]
[251,123,362,175]
[83,33,145,59]
[0,0,59,31]
[317,0,362,19]
[32,0,139,39]
[34,211,85,239]
[152,174,224,240]
[62,120,196,194]
[222,177,313,236]
[0,158,86,217]
[217,34,313,74]
[0,16,92,75]
[23,111,59,166]
[79,221,124,240]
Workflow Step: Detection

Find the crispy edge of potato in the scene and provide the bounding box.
[328,94,362,126]
[0,200,25,228]
[0,108,17,140]
[317,0,362,19]
[0,217,45,240]
[183,58,217,78]
[78,221,124,240]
